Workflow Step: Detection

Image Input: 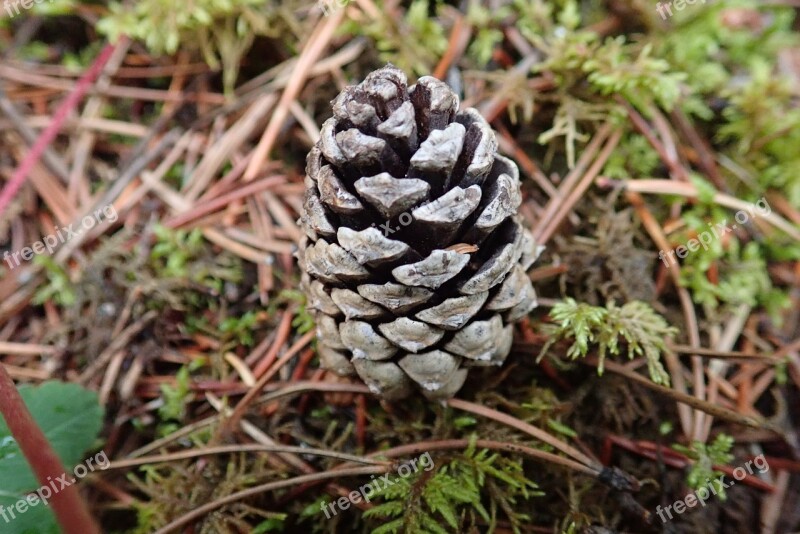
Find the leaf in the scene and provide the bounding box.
[0,382,104,534]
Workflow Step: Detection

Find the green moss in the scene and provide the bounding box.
[341,0,448,76]
[539,299,676,385]
[96,0,292,94]
[673,434,735,500]
[363,436,542,534]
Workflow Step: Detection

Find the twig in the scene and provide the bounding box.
[164,176,286,230]
[0,87,71,182]
[586,358,781,432]
[625,190,702,440]
[67,38,131,205]
[668,343,783,364]
[224,313,305,432]
[530,123,611,243]
[433,12,470,80]
[0,63,226,104]
[0,341,58,356]
[536,124,622,244]
[363,439,610,477]
[0,365,100,534]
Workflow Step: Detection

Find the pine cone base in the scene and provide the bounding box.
[298,65,541,400]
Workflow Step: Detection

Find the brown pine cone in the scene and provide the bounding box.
[298,64,542,400]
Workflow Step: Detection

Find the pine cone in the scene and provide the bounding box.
[298,64,542,400]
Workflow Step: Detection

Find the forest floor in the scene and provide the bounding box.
[0,1,799,533]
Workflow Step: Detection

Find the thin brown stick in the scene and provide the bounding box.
[668,343,783,363]
[363,438,601,477]
[446,398,601,471]
[433,12,469,80]
[164,175,286,229]
[227,326,313,430]
[0,63,226,104]
[531,123,612,243]
[537,125,622,244]
[588,358,781,432]
[625,191,701,439]
[107,444,390,471]
[0,365,100,534]
[0,341,58,355]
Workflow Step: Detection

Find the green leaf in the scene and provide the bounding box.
[0,382,104,534]
[371,517,406,534]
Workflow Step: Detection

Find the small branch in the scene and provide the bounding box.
[0,365,99,534]
[362,438,600,477]
[584,357,783,433]
[668,343,783,363]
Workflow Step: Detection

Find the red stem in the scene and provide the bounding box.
[0,364,100,533]
[0,39,122,218]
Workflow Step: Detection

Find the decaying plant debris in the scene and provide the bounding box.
[0,1,799,533]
